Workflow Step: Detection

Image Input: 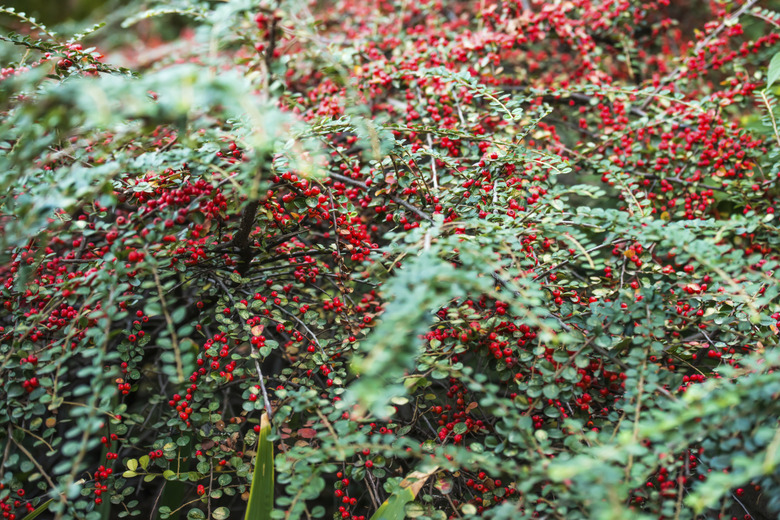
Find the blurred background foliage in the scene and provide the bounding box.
[0,0,212,41]
[2,0,113,25]
[0,0,198,69]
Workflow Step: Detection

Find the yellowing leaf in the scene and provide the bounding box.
[369,466,438,520]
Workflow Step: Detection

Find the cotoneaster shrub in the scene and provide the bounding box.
[1,1,780,520]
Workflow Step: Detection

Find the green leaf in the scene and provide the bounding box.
[244,413,274,520]
[369,466,438,520]
[768,51,780,90]
[186,508,205,520]
[213,506,230,520]
[543,384,560,399]
[21,499,53,520]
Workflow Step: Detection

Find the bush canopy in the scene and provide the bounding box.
[1,1,780,520]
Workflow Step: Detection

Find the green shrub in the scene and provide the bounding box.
[1,1,779,519]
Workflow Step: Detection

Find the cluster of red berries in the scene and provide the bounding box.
[0,483,35,520]
[92,465,113,505]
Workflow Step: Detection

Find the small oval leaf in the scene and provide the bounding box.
[767,51,780,90]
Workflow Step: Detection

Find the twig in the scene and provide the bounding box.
[314,409,346,459]
[150,481,166,517]
[9,429,66,509]
[264,4,280,91]
[157,136,178,153]
[364,473,382,511]
[625,311,651,480]
[445,492,464,518]
[12,424,54,451]
[212,276,275,422]
[750,9,780,28]
[640,0,759,109]
[328,172,433,222]
[61,291,116,520]
[760,90,780,149]
[1,426,11,477]
[426,133,439,191]
[148,250,185,383]
[274,304,330,364]
[629,171,727,193]
[207,459,213,519]
[533,239,627,281]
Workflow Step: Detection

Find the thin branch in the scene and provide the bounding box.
[533,239,628,281]
[640,0,759,109]
[9,430,66,509]
[760,90,780,149]
[426,133,439,191]
[264,5,280,91]
[148,250,185,383]
[212,276,275,422]
[328,172,432,222]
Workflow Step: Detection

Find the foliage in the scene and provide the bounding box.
[1,1,780,520]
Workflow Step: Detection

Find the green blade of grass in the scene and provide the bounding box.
[21,498,53,520]
[244,412,274,520]
[369,466,439,520]
[156,451,190,520]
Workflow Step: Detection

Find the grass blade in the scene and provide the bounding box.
[244,413,274,520]
[21,498,53,520]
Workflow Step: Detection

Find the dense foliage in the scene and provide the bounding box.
[1,1,780,519]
